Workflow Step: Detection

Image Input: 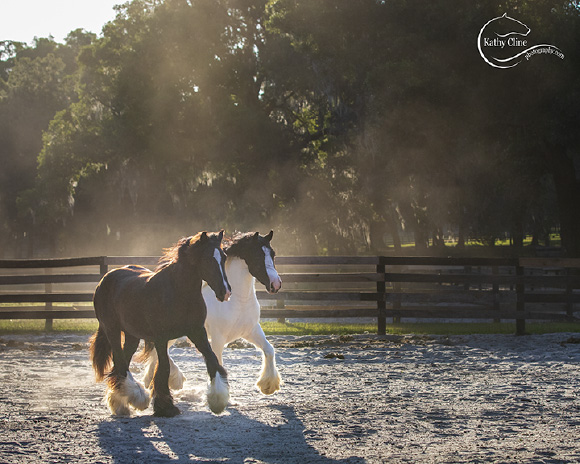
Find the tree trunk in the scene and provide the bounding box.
[385,210,402,253]
[368,220,386,254]
[511,216,524,255]
[550,148,580,257]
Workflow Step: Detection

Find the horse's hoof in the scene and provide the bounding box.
[110,403,132,416]
[153,393,180,417]
[154,404,181,417]
[257,374,281,395]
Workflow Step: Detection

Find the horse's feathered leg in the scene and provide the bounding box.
[188,327,229,414]
[103,328,150,415]
[142,340,186,391]
[245,324,281,395]
[102,326,131,415]
[121,333,150,411]
[152,339,180,417]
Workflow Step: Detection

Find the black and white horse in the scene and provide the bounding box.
[143,231,282,396]
[90,231,232,417]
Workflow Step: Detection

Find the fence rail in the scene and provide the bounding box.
[0,256,579,335]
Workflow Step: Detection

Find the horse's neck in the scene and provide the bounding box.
[159,262,202,297]
[226,257,256,302]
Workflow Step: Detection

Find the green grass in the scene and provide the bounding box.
[0,319,578,336]
[260,321,378,336]
[384,322,580,335]
[261,321,580,336]
[0,319,99,334]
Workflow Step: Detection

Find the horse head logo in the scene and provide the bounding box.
[491,13,530,39]
[478,13,562,69]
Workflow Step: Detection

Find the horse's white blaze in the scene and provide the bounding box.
[207,372,229,414]
[213,248,230,300]
[262,246,282,291]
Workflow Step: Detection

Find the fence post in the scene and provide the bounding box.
[515,264,526,335]
[492,265,500,323]
[44,268,53,332]
[276,298,286,324]
[100,260,108,278]
[377,260,386,335]
[566,268,574,318]
[392,281,401,324]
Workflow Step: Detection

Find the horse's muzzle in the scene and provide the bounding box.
[269,279,281,294]
[218,290,232,302]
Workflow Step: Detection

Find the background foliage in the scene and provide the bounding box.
[1,0,579,257]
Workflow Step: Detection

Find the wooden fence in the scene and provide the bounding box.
[0,256,579,335]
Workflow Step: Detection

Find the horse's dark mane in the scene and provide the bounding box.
[224,231,273,258]
[223,232,251,252]
[156,232,203,271]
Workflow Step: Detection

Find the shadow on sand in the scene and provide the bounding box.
[98,403,362,463]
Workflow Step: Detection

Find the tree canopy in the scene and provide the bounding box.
[1,0,579,257]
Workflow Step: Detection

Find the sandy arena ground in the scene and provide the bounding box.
[0,332,579,463]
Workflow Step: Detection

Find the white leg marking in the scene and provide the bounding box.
[209,335,225,366]
[168,357,186,390]
[124,372,151,410]
[106,372,150,415]
[145,345,186,390]
[207,372,229,414]
[143,349,157,389]
[105,387,131,416]
[246,324,281,395]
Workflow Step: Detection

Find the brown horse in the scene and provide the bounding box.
[89,230,231,417]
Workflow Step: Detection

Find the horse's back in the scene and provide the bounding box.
[93,266,152,319]
[96,265,151,292]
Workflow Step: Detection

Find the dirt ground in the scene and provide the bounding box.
[0,332,579,463]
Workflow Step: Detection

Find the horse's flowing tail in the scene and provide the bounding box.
[89,325,112,382]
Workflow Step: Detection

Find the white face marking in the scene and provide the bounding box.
[262,246,282,291]
[213,248,229,290]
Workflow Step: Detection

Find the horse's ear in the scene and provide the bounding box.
[265,230,274,242]
[199,231,208,243]
[253,232,260,239]
[217,230,224,242]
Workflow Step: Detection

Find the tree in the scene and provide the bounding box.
[3,0,579,257]
[264,0,580,255]
[0,34,94,256]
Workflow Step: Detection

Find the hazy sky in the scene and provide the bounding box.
[1,0,121,44]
